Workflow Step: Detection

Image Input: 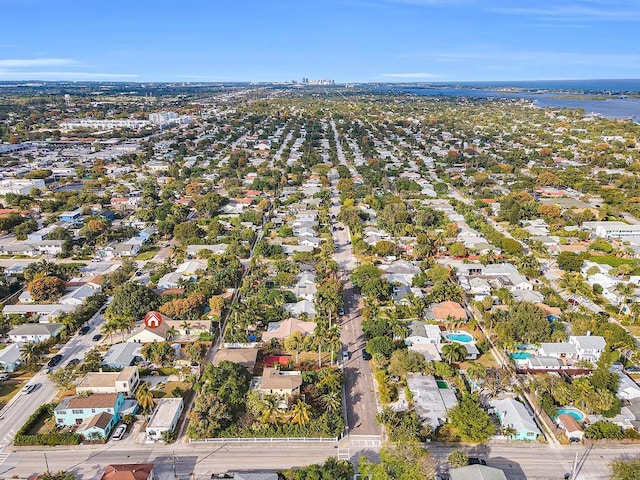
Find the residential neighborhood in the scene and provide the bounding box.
[0,81,640,479]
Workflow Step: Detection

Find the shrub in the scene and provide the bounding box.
[14,404,82,446]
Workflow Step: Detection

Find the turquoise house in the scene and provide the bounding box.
[55,393,124,440]
[491,397,541,441]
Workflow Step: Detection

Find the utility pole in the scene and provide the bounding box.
[44,452,50,473]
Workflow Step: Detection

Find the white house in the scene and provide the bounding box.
[406,373,458,429]
[404,321,442,346]
[490,396,541,441]
[76,367,140,398]
[583,221,640,239]
[60,284,102,306]
[284,300,316,318]
[175,260,208,277]
[568,335,606,362]
[0,342,22,372]
[617,373,640,400]
[8,323,64,343]
[145,397,184,442]
[157,272,184,290]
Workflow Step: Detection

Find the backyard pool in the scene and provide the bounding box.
[445,332,474,343]
[510,352,532,360]
[556,407,585,422]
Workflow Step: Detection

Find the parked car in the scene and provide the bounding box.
[20,383,38,395]
[342,350,350,362]
[111,424,126,440]
[92,334,103,341]
[362,350,372,361]
[568,298,580,306]
[338,307,345,316]
[468,458,487,466]
[47,354,63,368]
[68,358,81,367]
[0,373,9,381]
[78,326,90,335]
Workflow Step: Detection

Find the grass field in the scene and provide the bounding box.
[136,248,160,261]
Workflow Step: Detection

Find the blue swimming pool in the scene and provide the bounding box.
[556,407,585,422]
[446,332,474,343]
[510,352,532,360]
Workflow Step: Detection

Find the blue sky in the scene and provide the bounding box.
[1,0,639,82]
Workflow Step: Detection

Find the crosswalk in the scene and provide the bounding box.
[349,435,382,447]
[0,445,10,468]
[1,429,17,446]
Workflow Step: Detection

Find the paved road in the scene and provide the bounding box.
[1,440,637,479]
[0,304,108,453]
[329,181,380,440]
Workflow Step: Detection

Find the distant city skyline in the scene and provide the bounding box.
[1,0,639,82]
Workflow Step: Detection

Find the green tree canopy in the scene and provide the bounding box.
[448,394,495,443]
[105,282,159,321]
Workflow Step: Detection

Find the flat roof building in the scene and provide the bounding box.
[145,397,184,442]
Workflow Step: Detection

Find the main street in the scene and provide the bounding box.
[330,173,381,446]
[0,440,635,479]
[0,302,108,462]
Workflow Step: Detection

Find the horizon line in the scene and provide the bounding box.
[2,77,640,85]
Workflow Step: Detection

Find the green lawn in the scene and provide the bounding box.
[0,381,21,409]
[152,381,191,398]
[136,248,160,261]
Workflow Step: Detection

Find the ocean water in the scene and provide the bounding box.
[370,80,640,121]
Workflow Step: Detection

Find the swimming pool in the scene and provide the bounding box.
[556,407,585,422]
[510,352,532,360]
[445,332,474,343]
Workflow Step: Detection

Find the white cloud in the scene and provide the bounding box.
[0,57,138,80]
[0,70,138,80]
[0,58,76,68]
[491,1,640,21]
[381,72,439,78]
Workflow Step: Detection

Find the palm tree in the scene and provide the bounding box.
[501,425,517,441]
[289,400,311,425]
[465,362,487,382]
[180,320,191,335]
[259,394,281,424]
[135,382,155,414]
[317,368,343,392]
[615,282,635,314]
[441,343,468,365]
[101,320,118,344]
[20,343,40,367]
[323,325,341,365]
[165,326,178,341]
[115,316,135,342]
[321,390,342,412]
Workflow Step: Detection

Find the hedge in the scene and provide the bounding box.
[14,403,82,446]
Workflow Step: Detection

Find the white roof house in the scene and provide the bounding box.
[406,373,457,429]
[583,221,640,239]
[157,272,184,290]
[186,244,228,257]
[538,343,578,359]
[617,373,640,400]
[0,342,22,372]
[568,335,606,362]
[175,260,208,276]
[284,300,316,318]
[490,397,541,441]
[8,323,64,343]
[404,322,442,346]
[146,397,184,442]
